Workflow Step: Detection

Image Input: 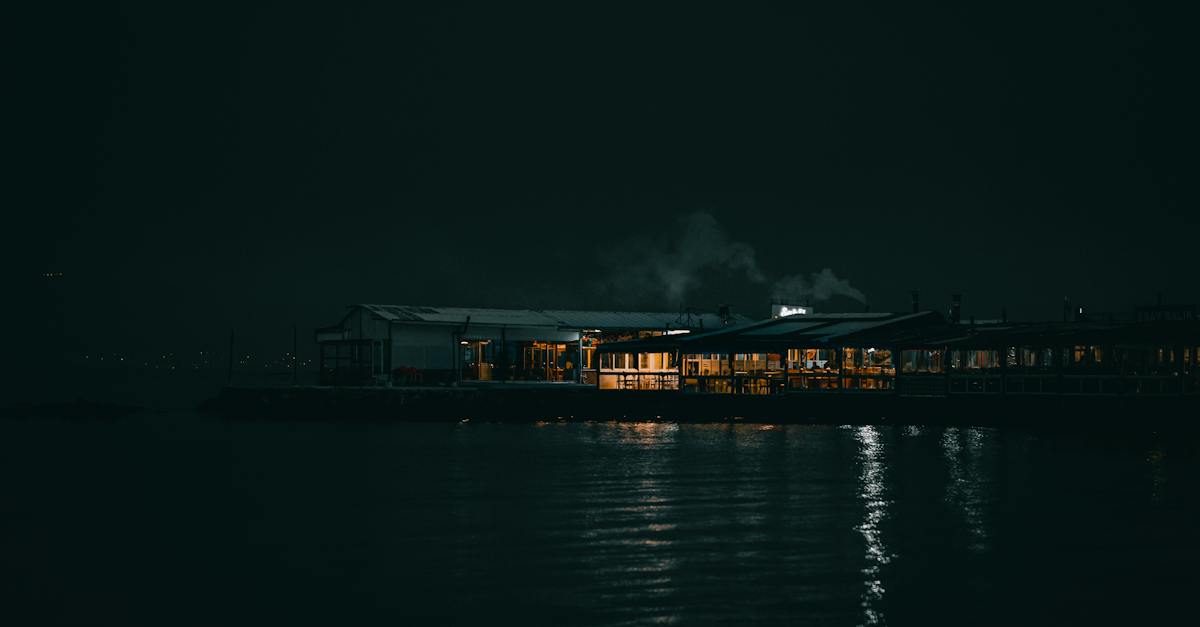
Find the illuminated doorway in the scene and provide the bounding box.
[460,340,495,381]
[515,341,580,382]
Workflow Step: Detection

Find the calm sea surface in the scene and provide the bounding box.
[2,413,1198,625]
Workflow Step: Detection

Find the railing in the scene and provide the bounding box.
[681,374,787,394]
[599,372,679,390]
[607,368,1199,397]
[682,376,732,394]
[737,374,786,395]
[896,375,945,397]
[1059,375,1122,395]
[1116,375,1185,396]
[922,372,1195,396]
[787,373,840,392]
[785,373,894,393]
[840,374,894,391]
[947,373,1003,394]
[1002,374,1059,395]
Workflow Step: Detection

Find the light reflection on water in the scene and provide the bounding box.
[2,415,1199,625]
[942,427,993,553]
[855,426,892,626]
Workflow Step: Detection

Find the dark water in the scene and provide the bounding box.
[2,414,1198,625]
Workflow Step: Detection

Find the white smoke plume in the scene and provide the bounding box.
[651,211,766,301]
[599,210,867,307]
[773,268,867,304]
[602,210,766,304]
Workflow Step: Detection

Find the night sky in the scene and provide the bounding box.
[10,2,1197,360]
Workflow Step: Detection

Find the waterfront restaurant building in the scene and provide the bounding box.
[596,311,1200,397]
[315,304,751,385]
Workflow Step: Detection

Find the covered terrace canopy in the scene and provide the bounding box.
[596,311,948,354]
[934,320,1200,350]
[597,313,1200,355]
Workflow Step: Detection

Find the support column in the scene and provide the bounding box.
[838,347,846,394]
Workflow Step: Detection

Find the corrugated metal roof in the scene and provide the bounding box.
[808,320,897,341]
[666,312,920,344]
[598,311,948,352]
[360,305,562,327]
[541,310,749,330]
[803,312,940,342]
[597,312,1200,353]
[742,320,828,336]
[356,304,754,330]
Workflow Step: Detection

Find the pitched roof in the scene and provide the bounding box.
[597,311,946,352]
[354,304,753,331]
[597,312,1200,353]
